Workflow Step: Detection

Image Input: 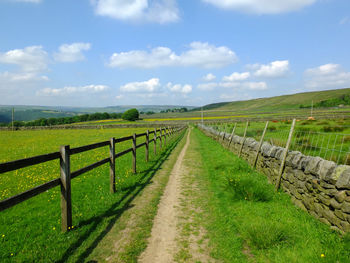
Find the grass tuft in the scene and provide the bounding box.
[240,221,293,250]
[223,153,274,202]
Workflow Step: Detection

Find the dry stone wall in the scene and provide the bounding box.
[198,124,350,233]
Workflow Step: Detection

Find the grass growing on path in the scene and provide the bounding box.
[189,127,350,262]
[0,128,185,262]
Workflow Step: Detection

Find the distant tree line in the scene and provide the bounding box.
[0,112,123,127]
[159,107,188,113]
[139,111,155,115]
[299,94,350,109]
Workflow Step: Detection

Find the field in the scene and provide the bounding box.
[1,122,350,262]
[210,118,350,165]
[0,127,185,262]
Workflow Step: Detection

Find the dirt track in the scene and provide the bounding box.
[138,130,191,263]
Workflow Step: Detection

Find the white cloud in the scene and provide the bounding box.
[0,45,48,73]
[115,95,124,100]
[222,71,250,82]
[197,80,267,91]
[305,63,339,75]
[203,73,216,81]
[219,93,253,101]
[108,42,237,69]
[253,60,290,78]
[91,0,179,24]
[120,78,161,92]
[220,81,267,90]
[304,63,350,90]
[0,71,48,82]
[197,82,218,91]
[54,42,91,62]
[166,82,192,94]
[202,0,316,14]
[38,85,109,96]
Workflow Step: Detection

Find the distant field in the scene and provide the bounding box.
[140,107,350,123]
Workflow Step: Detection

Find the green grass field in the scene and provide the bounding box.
[211,118,350,165]
[189,127,350,262]
[0,127,184,262]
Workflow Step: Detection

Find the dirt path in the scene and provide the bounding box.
[138,129,192,263]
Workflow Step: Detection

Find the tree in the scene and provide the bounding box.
[122,108,139,121]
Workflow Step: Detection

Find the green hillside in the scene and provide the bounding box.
[200,88,350,112]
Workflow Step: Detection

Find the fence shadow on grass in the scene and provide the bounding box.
[56,131,185,263]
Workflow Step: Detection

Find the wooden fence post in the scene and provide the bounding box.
[159,128,162,151]
[132,133,136,174]
[109,137,116,193]
[154,128,157,155]
[164,127,167,146]
[238,122,249,158]
[253,121,269,168]
[228,123,237,148]
[275,119,296,191]
[60,145,72,232]
[146,130,149,162]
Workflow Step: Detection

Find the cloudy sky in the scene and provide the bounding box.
[0,0,349,107]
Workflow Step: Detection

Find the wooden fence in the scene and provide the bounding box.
[0,126,186,231]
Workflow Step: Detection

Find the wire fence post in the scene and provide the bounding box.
[60,145,72,232]
[254,121,269,168]
[154,128,157,155]
[228,123,237,147]
[222,124,227,142]
[238,122,249,158]
[275,119,296,191]
[146,130,149,162]
[109,137,116,193]
[132,133,136,174]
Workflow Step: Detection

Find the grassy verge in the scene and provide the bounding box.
[0,128,185,262]
[188,127,350,262]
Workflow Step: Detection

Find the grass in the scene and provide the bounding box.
[186,127,350,262]
[0,127,185,262]
[212,118,350,165]
[225,161,274,202]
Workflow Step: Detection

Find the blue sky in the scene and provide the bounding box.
[0,0,349,107]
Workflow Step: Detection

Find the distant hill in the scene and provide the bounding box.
[0,105,195,123]
[196,88,350,113]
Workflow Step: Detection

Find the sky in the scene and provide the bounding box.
[0,0,350,107]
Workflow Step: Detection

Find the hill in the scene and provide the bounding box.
[197,88,350,113]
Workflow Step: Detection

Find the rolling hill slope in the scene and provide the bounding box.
[199,88,350,113]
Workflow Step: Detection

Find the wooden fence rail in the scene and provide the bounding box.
[0,126,186,231]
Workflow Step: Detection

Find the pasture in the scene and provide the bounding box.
[0,127,185,262]
[211,118,350,165]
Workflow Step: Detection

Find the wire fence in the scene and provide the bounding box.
[209,121,350,165]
